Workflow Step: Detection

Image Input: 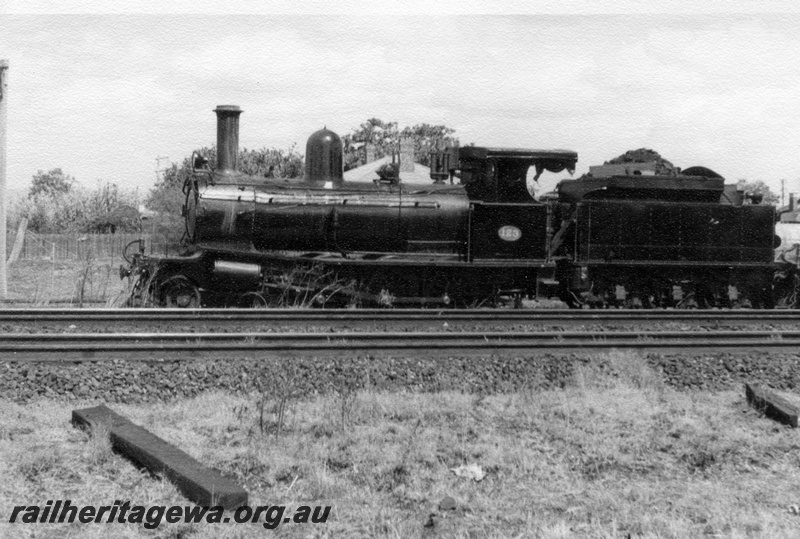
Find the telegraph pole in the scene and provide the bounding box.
[0,60,9,297]
[782,179,786,207]
[155,155,169,181]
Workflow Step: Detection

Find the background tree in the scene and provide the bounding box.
[400,123,458,168]
[17,175,141,234]
[83,183,142,233]
[341,119,399,171]
[239,145,304,179]
[736,179,780,206]
[28,168,74,198]
[341,119,458,171]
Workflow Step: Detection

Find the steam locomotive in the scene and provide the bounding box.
[122,105,791,308]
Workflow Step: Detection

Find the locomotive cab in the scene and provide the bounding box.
[431,146,578,263]
[440,146,578,204]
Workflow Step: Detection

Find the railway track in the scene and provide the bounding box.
[2,308,800,331]
[3,329,800,361]
[3,308,799,361]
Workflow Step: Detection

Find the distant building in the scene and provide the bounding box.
[776,196,800,255]
[343,155,434,184]
[138,204,157,219]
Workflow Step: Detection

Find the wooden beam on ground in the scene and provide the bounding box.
[72,404,247,508]
[745,383,799,428]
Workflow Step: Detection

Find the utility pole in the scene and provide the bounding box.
[0,60,9,297]
[155,156,169,182]
[782,179,786,207]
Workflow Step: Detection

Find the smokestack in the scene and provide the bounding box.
[214,105,242,175]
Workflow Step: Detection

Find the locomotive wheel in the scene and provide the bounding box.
[160,275,201,308]
[238,291,268,308]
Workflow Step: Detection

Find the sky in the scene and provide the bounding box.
[2,2,800,201]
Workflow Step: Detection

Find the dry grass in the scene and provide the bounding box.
[6,257,126,305]
[4,257,567,309]
[4,257,571,309]
[3,352,800,537]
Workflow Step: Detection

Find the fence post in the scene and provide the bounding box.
[7,217,27,265]
[0,60,9,296]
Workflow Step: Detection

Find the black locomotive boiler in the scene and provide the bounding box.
[122,105,785,309]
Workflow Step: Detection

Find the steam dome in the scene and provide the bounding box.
[304,127,343,186]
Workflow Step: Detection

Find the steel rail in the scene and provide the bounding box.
[3,329,800,361]
[1,308,800,330]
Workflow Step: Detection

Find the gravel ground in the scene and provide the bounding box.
[3,350,800,404]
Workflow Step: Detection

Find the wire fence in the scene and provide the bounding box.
[6,233,181,261]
